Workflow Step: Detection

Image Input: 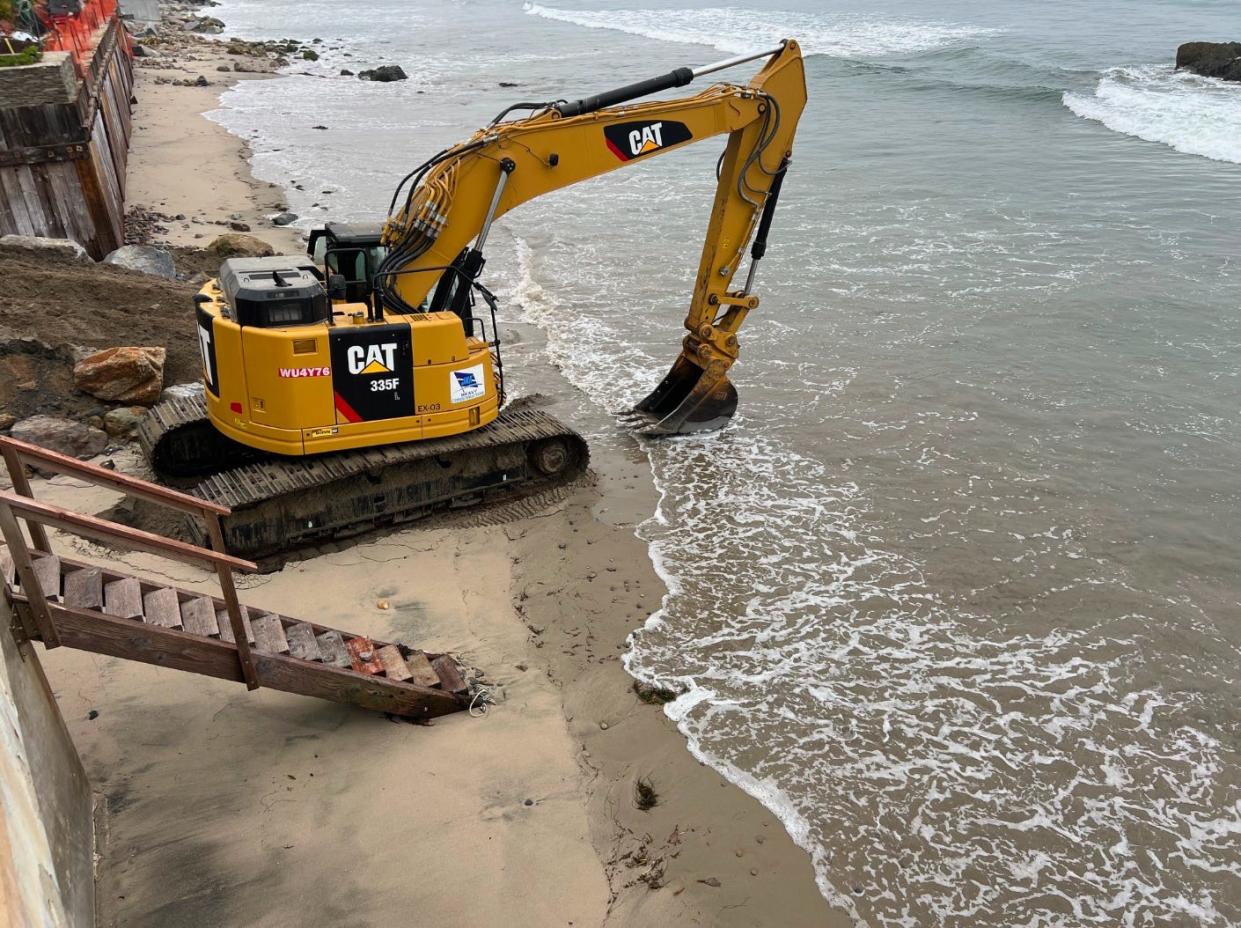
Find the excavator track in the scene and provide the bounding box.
[137,395,588,567]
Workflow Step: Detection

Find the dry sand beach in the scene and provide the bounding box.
[17,8,845,925]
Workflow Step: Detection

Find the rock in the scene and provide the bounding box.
[0,338,81,422]
[499,81,519,88]
[204,232,274,259]
[73,347,166,406]
[194,75,209,87]
[272,211,298,226]
[216,64,232,72]
[132,44,161,58]
[189,15,225,33]
[1176,42,1241,82]
[0,414,14,431]
[186,271,210,287]
[311,125,328,130]
[102,244,176,279]
[0,234,91,263]
[10,415,107,460]
[160,382,205,404]
[339,68,353,76]
[102,406,146,438]
[301,49,319,61]
[229,220,251,232]
[358,65,408,82]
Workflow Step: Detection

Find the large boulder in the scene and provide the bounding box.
[1176,42,1241,82]
[0,234,92,263]
[204,232,274,259]
[103,244,176,279]
[272,211,298,226]
[102,406,147,439]
[10,415,107,459]
[358,65,408,82]
[189,16,225,34]
[0,338,80,422]
[73,347,166,406]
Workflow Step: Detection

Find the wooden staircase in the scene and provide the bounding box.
[0,436,471,721]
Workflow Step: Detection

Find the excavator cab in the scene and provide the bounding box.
[308,222,388,305]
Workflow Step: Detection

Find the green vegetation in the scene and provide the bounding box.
[0,45,42,68]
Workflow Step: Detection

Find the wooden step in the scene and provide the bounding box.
[63,566,102,610]
[252,614,289,654]
[285,623,322,662]
[216,607,254,644]
[346,636,382,675]
[142,587,182,628]
[315,630,350,668]
[431,656,468,695]
[180,597,218,637]
[375,645,412,681]
[30,553,61,600]
[405,651,442,689]
[103,577,142,619]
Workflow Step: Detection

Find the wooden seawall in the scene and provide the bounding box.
[0,13,133,258]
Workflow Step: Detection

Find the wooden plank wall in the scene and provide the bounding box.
[0,18,133,258]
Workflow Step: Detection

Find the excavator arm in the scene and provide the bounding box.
[377,40,807,434]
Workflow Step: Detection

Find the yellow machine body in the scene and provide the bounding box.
[194,41,806,454]
[196,286,499,457]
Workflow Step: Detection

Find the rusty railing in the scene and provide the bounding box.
[0,435,260,689]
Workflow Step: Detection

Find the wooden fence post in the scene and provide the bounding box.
[204,514,259,691]
[1,446,51,552]
[0,499,60,647]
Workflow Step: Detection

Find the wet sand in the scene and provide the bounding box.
[26,12,844,926]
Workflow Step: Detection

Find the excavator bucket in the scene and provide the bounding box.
[623,355,738,436]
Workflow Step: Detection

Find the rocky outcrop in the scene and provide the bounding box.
[189,16,225,34]
[102,245,177,279]
[359,65,408,82]
[272,212,298,226]
[0,338,83,423]
[102,407,147,439]
[204,232,274,259]
[0,235,92,263]
[9,415,107,459]
[1176,42,1241,82]
[73,347,167,406]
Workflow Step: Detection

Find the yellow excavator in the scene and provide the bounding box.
[139,41,807,562]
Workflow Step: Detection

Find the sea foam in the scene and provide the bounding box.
[1063,65,1241,165]
[522,3,999,59]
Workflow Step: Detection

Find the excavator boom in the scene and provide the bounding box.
[379,41,807,433]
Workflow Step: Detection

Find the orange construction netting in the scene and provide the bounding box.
[40,0,130,73]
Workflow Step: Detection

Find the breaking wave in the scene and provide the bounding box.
[522,3,1000,59]
[1063,65,1241,164]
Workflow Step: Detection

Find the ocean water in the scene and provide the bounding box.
[206,0,1241,924]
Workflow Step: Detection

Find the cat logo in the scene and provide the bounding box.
[630,122,665,156]
[346,342,396,375]
[604,119,693,162]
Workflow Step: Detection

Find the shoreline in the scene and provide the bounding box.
[32,4,847,924]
